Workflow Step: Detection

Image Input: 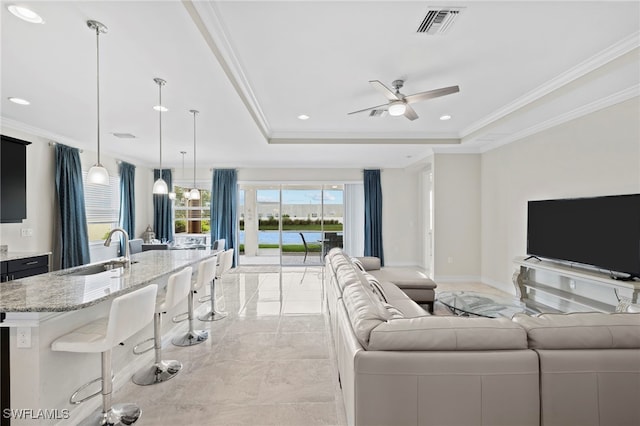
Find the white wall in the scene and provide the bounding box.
[480,97,640,293]
[432,154,482,281]
[381,168,422,267]
[0,129,55,253]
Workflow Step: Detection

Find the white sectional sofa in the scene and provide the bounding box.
[324,248,640,426]
[353,256,437,311]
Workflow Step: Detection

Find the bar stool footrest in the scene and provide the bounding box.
[132,337,154,355]
[70,375,113,405]
[171,312,189,324]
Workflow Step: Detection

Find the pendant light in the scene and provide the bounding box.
[188,109,200,201]
[86,20,109,185]
[152,78,168,194]
[180,151,190,200]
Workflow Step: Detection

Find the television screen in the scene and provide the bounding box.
[527,194,640,278]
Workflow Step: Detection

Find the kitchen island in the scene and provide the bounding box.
[0,249,218,425]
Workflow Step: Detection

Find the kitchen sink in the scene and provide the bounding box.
[65,260,138,276]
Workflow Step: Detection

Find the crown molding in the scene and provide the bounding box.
[0,117,82,147]
[0,117,148,167]
[478,85,640,153]
[183,0,271,140]
[461,31,640,138]
[268,137,461,145]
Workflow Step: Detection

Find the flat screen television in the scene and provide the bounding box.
[527,194,640,279]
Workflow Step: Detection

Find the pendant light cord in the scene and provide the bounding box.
[193,111,197,189]
[95,25,101,165]
[158,81,163,180]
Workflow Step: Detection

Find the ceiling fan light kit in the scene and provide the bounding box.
[388,101,406,116]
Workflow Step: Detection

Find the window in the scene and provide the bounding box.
[173,184,210,237]
[83,172,120,242]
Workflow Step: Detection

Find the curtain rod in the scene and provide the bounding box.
[49,141,128,165]
[48,141,83,153]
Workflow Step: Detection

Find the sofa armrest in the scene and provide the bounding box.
[354,256,381,271]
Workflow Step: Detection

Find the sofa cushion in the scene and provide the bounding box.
[369,267,437,290]
[354,256,381,271]
[368,316,528,351]
[342,271,392,349]
[512,312,640,349]
[335,266,361,292]
[330,253,353,273]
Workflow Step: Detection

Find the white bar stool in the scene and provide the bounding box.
[132,267,192,385]
[171,256,216,346]
[199,249,233,321]
[51,284,158,426]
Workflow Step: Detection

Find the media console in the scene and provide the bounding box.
[513,256,640,313]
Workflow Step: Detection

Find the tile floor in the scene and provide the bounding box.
[114,265,513,425]
[115,266,347,426]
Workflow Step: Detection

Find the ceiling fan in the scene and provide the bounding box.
[348,80,460,121]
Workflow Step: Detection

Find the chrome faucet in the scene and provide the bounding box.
[104,227,131,268]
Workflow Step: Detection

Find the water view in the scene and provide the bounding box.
[239,231,323,245]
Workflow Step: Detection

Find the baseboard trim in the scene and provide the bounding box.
[434,275,517,296]
[434,275,482,283]
[480,276,516,296]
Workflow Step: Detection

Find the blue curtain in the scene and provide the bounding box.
[54,144,91,269]
[118,162,136,255]
[211,169,237,265]
[153,169,173,243]
[364,169,384,266]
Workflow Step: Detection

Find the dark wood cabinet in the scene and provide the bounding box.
[2,255,49,281]
[1,135,31,224]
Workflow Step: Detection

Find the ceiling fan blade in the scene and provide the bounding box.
[404,85,460,104]
[369,80,400,101]
[404,104,419,121]
[347,102,389,115]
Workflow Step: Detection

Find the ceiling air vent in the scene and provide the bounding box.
[369,109,387,118]
[112,133,136,139]
[417,8,464,35]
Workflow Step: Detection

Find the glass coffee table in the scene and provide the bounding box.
[438,291,537,318]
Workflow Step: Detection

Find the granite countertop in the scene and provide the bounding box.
[0,251,51,262]
[0,249,217,312]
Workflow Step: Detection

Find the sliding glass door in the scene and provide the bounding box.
[238,184,344,266]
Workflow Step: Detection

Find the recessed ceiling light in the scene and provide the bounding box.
[153,105,168,112]
[8,97,30,105]
[440,114,452,121]
[7,5,44,24]
[297,114,310,120]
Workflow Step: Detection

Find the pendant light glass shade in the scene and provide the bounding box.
[189,109,200,201]
[87,166,110,185]
[153,78,168,195]
[152,178,168,194]
[87,20,109,185]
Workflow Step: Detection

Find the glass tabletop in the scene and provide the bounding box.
[437,291,535,318]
